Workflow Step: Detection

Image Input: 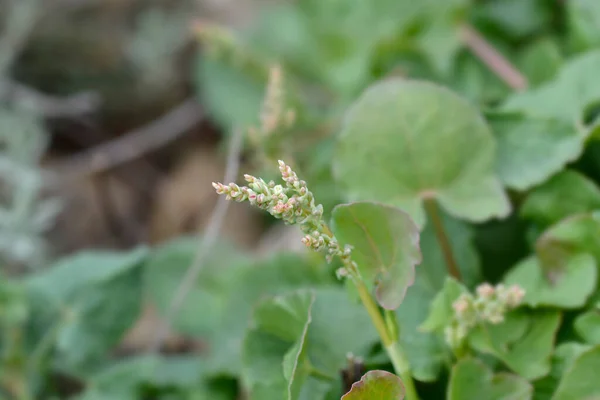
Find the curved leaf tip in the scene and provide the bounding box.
[341,370,405,400]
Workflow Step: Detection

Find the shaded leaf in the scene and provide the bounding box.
[420,277,468,332]
[504,254,597,309]
[206,252,334,376]
[333,78,510,228]
[502,50,600,129]
[521,170,600,229]
[242,288,379,400]
[517,39,562,87]
[341,370,405,400]
[144,237,249,337]
[568,0,600,52]
[489,111,584,191]
[26,248,148,372]
[331,201,422,309]
[242,290,315,400]
[574,309,600,345]
[552,345,600,400]
[448,358,532,400]
[533,342,593,400]
[469,311,562,380]
[535,212,600,276]
[396,214,480,382]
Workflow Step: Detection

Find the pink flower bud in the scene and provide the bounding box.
[476,283,495,299]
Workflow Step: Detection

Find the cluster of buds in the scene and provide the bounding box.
[248,64,296,146]
[444,283,525,349]
[214,160,358,278]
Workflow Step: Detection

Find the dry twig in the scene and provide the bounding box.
[50,98,204,179]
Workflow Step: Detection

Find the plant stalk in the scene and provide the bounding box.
[424,198,461,281]
[354,279,420,400]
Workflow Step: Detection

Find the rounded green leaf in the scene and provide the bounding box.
[331,201,422,310]
[552,345,600,400]
[574,310,600,345]
[333,78,510,227]
[341,370,405,400]
[489,111,584,191]
[504,254,597,309]
[448,358,533,400]
[521,170,600,228]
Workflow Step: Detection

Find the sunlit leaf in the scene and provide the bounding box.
[331,201,422,309]
[333,78,510,228]
[341,370,405,400]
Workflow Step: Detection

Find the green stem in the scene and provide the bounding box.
[354,280,420,400]
[424,198,461,281]
[386,342,420,400]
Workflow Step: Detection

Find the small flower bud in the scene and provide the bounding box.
[476,283,495,299]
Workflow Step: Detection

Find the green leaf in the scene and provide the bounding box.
[144,237,249,336]
[488,111,584,191]
[533,342,593,400]
[447,358,533,400]
[243,290,315,400]
[552,345,600,400]
[568,0,600,52]
[504,254,597,308]
[396,214,480,382]
[420,277,468,332]
[26,248,148,372]
[535,212,600,276]
[341,370,405,400]
[574,309,600,345]
[331,201,422,309]
[521,170,600,229]
[205,252,334,376]
[242,288,379,400]
[333,78,510,228]
[469,311,562,380]
[475,0,552,39]
[502,50,600,128]
[195,54,264,131]
[517,39,562,87]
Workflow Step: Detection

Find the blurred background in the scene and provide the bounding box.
[1,0,598,398]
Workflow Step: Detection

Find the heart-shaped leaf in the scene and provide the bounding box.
[521,170,600,229]
[489,111,584,190]
[331,201,422,310]
[504,254,597,308]
[341,370,405,400]
[574,309,600,345]
[447,358,533,400]
[333,78,510,228]
[552,345,600,400]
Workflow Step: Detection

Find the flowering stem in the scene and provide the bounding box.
[424,198,461,281]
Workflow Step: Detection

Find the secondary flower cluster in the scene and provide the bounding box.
[445,283,525,349]
[213,160,356,273]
